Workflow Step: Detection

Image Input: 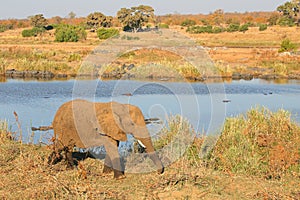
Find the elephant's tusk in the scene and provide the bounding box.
[137,140,146,148]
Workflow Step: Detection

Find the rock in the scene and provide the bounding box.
[5,70,54,79]
[232,72,253,80]
[127,64,135,70]
[56,74,68,78]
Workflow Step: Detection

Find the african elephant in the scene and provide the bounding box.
[48,99,164,179]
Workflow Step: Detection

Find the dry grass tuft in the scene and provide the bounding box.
[207,107,300,179]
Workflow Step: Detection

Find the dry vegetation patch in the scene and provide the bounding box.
[207,107,300,179]
[1,111,300,199]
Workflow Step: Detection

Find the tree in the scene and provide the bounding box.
[209,9,225,26]
[86,12,113,29]
[117,5,155,32]
[68,11,76,19]
[277,0,300,25]
[267,13,280,25]
[30,14,48,28]
[51,16,63,25]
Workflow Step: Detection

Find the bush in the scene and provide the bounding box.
[258,24,268,31]
[55,24,86,42]
[206,107,300,178]
[239,24,249,32]
[227,23,240,32]
[181,19,196,27]
[212,26,225,33]
[187,25,212,33]
[97,28,119,40]
[278,38,297,53]
[277,16,295,27]
[158,23,169,29]
[21,27,46,37]
[0,24,13,32]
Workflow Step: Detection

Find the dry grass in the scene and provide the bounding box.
[1,26,299,79]
[179,26,300,77]
[1,111,300,199]
[207,107,300,179]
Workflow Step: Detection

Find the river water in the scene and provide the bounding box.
[1,78,300,144]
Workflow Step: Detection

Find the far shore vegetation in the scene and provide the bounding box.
[0,2,300,80]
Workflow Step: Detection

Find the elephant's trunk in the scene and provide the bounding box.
[137,137,164,174]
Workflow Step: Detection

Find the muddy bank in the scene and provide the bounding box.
[2,68,300,81]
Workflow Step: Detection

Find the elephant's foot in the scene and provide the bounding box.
[103,165,114,174]
[157,166,164,174]
[66,160,75,169]
[113,170,126,180]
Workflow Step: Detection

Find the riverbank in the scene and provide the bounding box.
[0,26,299,81]
[1,108,299,199]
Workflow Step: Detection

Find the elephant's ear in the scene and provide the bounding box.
[96,111,128,142]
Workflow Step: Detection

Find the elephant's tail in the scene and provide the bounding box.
[31,125,53,131]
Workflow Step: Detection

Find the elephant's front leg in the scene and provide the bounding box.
[103,141,120,174]
[103,138,125,179]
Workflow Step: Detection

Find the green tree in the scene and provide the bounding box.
[117,5,155,32]
[30,14,48,28]
[86,12,113,29]
[277,0,300,25]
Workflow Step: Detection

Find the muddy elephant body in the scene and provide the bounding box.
[49,99,164,179]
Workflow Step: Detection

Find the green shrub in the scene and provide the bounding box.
[227,23,240,32]
[181,19,196,27]
[277,16,295,27]
[0,24,13,32]
[239,24,249,32]
[258,24,268,31]
[97,28,119,40]
[212,26,225,33]
[55,24,86,42]
[187,25,213,34]
[158,23,169,29]
[278,38,297,53]
[21,27,46,37]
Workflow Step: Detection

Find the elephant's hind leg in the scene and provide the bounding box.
[103,155,114,174]
[64,147,75,169]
